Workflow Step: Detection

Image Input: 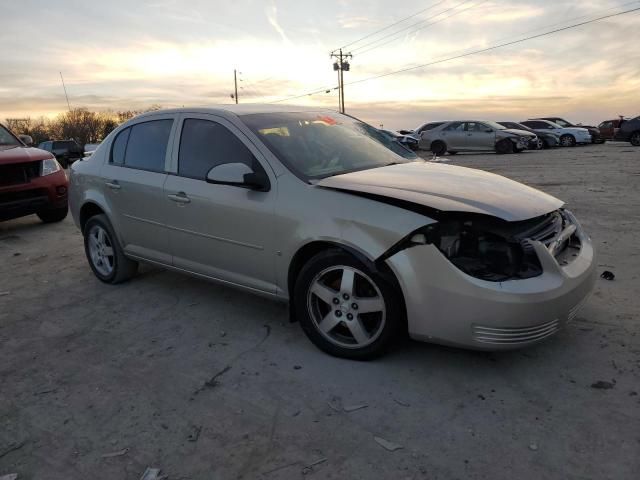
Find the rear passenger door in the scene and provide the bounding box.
[163,114,277,293]
[101,115,177,264]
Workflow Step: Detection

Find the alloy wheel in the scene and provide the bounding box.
[88,224,115,276]
[306,266,386,349]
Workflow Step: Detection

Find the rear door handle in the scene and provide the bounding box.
[105,181,121,190]
[167,192,191,204]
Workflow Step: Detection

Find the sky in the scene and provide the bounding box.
[1,0,639,130]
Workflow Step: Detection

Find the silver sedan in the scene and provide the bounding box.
[419,120,536,155]
[69,106,595,359]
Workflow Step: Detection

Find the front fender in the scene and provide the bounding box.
[275,174,434,297]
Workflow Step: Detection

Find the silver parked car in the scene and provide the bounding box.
[419,120,536,155]
[69,106,596,359]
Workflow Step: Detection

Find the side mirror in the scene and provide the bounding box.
[206,162,270,192]
[485,129,493,133]
[18,134,33,146]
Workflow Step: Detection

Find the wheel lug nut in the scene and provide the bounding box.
[343,293,350,300]
[351,303,358,310]
[335,310,342,317]
[332,298,339,304]
[346,313,353,320]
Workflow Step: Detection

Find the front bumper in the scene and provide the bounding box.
[0,170,68,221]
[386,219,596,350]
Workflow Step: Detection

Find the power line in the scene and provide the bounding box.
[344,6,640,87]
[351,0,478,53]
[354,0,490,56]
[335,0,448,51]
[269,5,640,104]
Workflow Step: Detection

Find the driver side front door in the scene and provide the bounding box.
[163,114,278,294]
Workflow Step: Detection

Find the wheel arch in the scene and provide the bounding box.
[287,240,406,325]
[288,241,374,302]
[79,201,106,233]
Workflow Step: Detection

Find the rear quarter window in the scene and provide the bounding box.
[121,120,173,172]
[110,128,131,164]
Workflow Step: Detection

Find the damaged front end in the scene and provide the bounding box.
[381,209,581,282]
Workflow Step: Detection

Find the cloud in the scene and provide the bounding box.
[266,2,291,46]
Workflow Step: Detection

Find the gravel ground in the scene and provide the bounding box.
[1,143,639,479]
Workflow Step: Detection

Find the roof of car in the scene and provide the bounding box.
[134,104,336,120]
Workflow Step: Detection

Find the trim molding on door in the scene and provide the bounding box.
[166,224,264,250]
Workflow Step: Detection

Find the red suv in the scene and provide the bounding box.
[0,123,69,223]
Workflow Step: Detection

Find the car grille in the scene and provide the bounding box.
[515,211,577,259]
[473,319,560,345]
[0,161,41,186]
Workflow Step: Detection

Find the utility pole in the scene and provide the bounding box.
[59,71,71,112]
[234,69,239,104]
[331,49,351,114]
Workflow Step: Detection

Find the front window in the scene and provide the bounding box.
[0,125,21,147]
[553,119,571,128]
[483,121,506,130]
[241,112,408,180]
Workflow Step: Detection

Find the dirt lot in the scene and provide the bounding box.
[1,143,639,479]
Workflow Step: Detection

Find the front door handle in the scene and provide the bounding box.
[105,181,121,190]
[167,192,191,204]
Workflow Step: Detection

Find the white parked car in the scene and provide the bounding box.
[521,120,591,147]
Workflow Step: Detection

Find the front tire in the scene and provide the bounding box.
[294,249,404,360]
[430,141,447,156]
[630,131,640,146]
[37,206,68,223]
[495,139,514,154]
[560,134,576,147]
[84,214,138,284]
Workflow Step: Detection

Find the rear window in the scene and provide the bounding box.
[122,120,173,172]
[111,128,131,164]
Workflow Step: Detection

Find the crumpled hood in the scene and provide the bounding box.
[0,146,53,165]
[316,162,563,222]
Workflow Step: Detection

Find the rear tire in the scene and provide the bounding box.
[37,206,68,223]
[495,139,514,154]
[630,131,640,146]
[294,249,404,360]
[430,141,447,156]
[84,214,138,284]
[560,134,576,147]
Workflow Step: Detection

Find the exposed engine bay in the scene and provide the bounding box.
[382,209,581,282]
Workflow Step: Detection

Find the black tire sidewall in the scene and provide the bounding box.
[37,206,68,223]
[293,250,404,360]
[631,132,640,146]
[496,139,513,154]
[561,134,576,147]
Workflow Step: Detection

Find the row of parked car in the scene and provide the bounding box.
[395,115,640,155]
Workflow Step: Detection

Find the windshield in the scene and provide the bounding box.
[241,112,409,180]
[553,119,571,127]
[485,121,506,130]
[0,124,21,147]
